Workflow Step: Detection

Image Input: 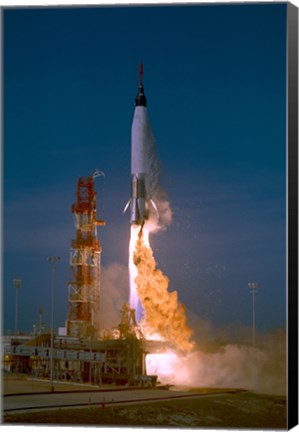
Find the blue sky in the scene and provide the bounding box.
[3,3,287,337]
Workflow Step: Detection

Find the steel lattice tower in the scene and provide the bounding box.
[67,175,105,339]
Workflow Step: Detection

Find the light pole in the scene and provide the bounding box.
[248,282,259,347]
[48,256,61,392]
[39,306,43,335]
[13,278,22,335]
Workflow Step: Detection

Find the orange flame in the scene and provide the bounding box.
[132,226,194,351]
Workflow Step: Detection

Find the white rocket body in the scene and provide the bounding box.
[131,105,155,225]
[126,64,157,226]
[131,106,152,174]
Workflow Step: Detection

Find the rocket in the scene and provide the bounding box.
[124,64,157,226]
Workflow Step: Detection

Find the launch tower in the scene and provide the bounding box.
[67,174,105,339]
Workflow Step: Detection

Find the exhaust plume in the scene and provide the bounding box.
[133,227,194,351]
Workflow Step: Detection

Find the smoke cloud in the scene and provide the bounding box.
[148,185,173,233]
[98,263,129,333]
[146,328,286,395]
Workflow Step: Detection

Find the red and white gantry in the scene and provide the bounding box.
[67,174,105,339]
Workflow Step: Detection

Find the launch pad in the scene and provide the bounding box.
[3,331,174,387]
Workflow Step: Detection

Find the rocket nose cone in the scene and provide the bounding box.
[135,85,147,107]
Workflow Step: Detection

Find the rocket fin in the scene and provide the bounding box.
[149,198,159,217]
[123,199,131,214]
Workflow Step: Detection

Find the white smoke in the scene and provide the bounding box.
[148,186,173,233]
[98,263,129,331]
[147,328,286,395]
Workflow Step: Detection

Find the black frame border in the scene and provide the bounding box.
[287,2,298,429]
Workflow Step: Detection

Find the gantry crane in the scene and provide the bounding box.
[67,171,105,339]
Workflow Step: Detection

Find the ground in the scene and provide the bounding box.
[2,372,287,428]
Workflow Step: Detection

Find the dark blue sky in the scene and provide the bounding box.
[3,4,287,337]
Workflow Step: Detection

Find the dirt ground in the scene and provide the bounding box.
[2,373,286,429]
[3,393,287,428]
[2,372,107,395]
